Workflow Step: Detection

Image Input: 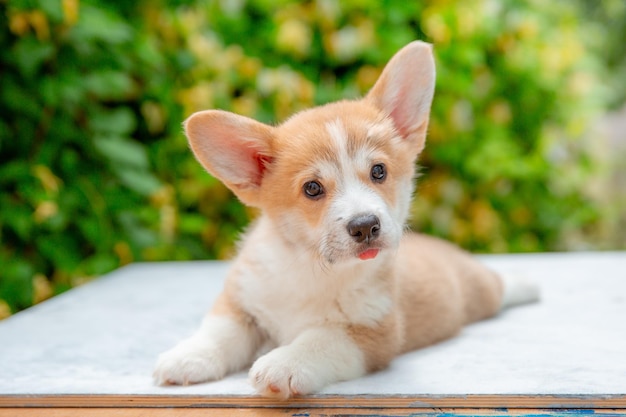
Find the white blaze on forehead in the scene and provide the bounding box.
[325,119,349,167]
[324,119,372,177]
[325,119,346,146]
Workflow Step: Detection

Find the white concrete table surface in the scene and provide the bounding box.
[0,252,625,414]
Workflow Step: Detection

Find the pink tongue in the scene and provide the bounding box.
[358,249,379,260]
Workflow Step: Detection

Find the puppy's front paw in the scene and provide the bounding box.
[249,346,322,399]
[153,339,226,386]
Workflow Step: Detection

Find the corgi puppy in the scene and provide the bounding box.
[153,41,539,399]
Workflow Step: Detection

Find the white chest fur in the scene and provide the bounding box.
[233,217,393,346]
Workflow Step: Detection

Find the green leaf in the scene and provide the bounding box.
[93,135,149,169]
[36,234,82,271]
[83,70,136,100]
[76,217,98,247]
[89,107,137,135]
[0,199,33,240]
[117,211,158,247]
[0,160,31,185]
[0,79,42,119]
[179,214,208,234]
[0,258,35,312]
[70,5,133,44]
[113,166,162,196]
[78,253,119,276]
[37,0,64,22]
[11,37,55,79]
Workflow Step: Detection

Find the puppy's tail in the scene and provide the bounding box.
[499,273,540,310]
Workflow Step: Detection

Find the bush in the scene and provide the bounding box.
[0,0,617,316]
[0,0,250,315]
[576,0,626,109]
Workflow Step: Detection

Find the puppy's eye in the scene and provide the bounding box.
[303,181,324,199]
[370,164,386,183]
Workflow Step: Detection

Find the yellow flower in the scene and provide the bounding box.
[356,65,381,93]
[233,95,258,116]
[0,300,11,320]
[33,165,62,194]
[29,10,50,41]
[114,242,133,266]
[423,11,451,45]
[33,274,53,305]
[8,12,30,36]
[276,19,312,58]
[62,0,79,26]
[34,201,58,223]
[487,100,512,125]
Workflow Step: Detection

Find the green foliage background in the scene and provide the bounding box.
[1,0,624,317]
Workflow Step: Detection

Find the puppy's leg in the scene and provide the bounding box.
[153,293,262,386]
[249,327,366,399]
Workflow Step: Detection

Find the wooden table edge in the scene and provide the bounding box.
[1,393,625,409]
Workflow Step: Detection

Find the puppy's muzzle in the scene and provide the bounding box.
[347,214,380,244]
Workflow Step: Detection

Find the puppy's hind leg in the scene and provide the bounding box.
[153,293,262,386]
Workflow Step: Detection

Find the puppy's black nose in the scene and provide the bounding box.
[347,214,380,243]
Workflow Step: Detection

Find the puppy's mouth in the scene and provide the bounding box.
[321,242,386,265]
[358,248,380,260]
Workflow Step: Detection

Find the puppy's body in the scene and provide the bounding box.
[154,42,538,398]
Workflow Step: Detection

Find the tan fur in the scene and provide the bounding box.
[338,233,504,373]
[154,41,535,398]
[264,103,407,221]
[396,234,503,351]
[209,234,504,376]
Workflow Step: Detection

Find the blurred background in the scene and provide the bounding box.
[1,0,625,317]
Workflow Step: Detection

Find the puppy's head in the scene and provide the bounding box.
[186,41,435,265]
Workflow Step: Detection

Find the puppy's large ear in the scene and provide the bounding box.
[366,41,435,154]
[185,110,274,206]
